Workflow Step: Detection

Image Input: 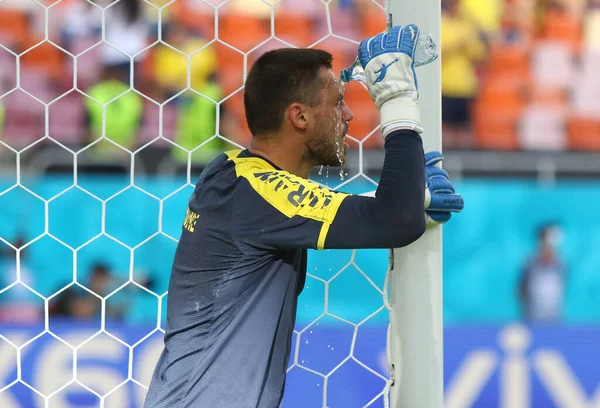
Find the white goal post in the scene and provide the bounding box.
[387,0,444,407]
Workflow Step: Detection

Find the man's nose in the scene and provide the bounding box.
[343,103,354,122]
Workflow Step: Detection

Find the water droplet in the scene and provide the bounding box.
[302,360,305,363]
[305,340,309,344]
[309,330,313,334]
[331,347,334,350]
[317,383,320,387]
[318,165,323,176]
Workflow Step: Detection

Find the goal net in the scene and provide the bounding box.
[0,0,394,406]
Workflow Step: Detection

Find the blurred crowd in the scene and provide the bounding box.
[0,0,598,161]
[0,237,159,324]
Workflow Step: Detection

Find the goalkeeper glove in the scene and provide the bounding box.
[358,24,422,137]
[424,152,464,225]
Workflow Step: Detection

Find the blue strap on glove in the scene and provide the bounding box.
[425,152,464,224]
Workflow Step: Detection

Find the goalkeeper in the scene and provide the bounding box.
[145,24,463,408]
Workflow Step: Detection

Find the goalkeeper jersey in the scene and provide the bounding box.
[144,131,426,408]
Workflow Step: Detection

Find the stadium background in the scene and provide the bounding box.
[1,0,600,406]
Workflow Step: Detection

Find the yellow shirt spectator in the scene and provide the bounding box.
[461,0,503,34]
[154,38,218,93]
[441,9,486,98]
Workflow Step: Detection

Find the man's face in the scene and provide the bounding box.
[306,68,354,167]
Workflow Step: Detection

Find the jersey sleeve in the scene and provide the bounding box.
[231,161,349,250]
[230,130,425,251]
[324,131,427,249]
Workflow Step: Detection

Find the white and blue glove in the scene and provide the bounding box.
[424,152,464,225]
[358,24,422,137]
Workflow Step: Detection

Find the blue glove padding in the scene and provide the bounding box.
[358,25,418,75]
[425,152,464,224]
[356,25,422,134]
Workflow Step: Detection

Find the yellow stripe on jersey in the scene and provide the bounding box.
[226,150,348,249]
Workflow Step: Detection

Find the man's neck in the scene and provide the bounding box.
[248,136,313,179]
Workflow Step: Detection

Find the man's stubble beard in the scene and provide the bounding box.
[305,122,347,168]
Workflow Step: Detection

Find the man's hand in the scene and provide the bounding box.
[358,24,422,136]
[424,152,464,225]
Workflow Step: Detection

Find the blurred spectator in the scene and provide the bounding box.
[154,25,218,95]
[61,0,102,49]
[49,285,97,319]
[151,24,224,164]
[89,263,112,296]
[461,0,504,35]
[172,80,223,165]
[0,237,41,323]
[519,223,567,323]
[441,0,487,149]
[62,0,149,81]
[101,0,150,80]
[498,1,532,45]
[49,263,121,320]
[84,65,143,152]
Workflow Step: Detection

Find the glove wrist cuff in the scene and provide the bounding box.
[380,96,423,138]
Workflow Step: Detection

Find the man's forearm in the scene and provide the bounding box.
[324,130,426,249]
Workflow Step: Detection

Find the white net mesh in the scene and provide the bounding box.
[0,0,392,406]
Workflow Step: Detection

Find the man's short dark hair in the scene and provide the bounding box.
[244,48,333,136]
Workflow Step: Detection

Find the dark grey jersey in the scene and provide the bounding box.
[144,149,348,408]
[144,130,425,408]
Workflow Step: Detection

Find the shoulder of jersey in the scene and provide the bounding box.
[225,150,348,224]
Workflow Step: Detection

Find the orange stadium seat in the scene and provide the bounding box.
[221,91,252,145]
[473,101,520,150]
[343,83,381,148]
[568,117,600,151]
[219,14,270,52]
[487,43,530,80]
[540,9,582,50]
[474,75,525,150]
[0,10,28,48]
[214,43,244,95]
[359,6,387,38]
[478,75,526,117]
[20,40,65,81]
[171,1,215,39]
[274,13,315,47]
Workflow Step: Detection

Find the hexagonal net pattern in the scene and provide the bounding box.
[0,0,392,406]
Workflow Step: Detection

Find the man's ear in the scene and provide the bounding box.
[288,103,310,131]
